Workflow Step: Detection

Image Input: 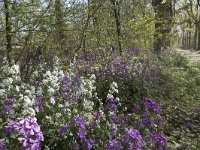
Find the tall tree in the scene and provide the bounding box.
[152,0,173,53]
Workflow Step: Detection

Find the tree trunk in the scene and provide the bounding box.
[194,23,197,50]
[110,0,122,54]
[182,25,185,49]
[4,0,12,62]
[152,0,173,53]
[188,22,192,49]
[54,0,65,51]
[197,25,200,50]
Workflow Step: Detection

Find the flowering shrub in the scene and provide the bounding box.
[0,55,170,150]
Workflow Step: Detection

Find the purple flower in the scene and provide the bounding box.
[34,97,44,111]
[5,98,16,104]
[147,131,167,149]
[2,105,11,114]
[83,138,95,150]
[5,116,44,150]
[58,124,69,136]
[104,139,122,150]
[155,116,163,125]
[122,115,130,125]
[77,128,87,139]
[0,141,6,150]
[142,98,161,114]
[195,107,200,113]
[120,128,143,150]
[185,119,194,130]
[142,116,152,125]
[106,98,118,111]
[74,115,86,128]
[111,115,118,123]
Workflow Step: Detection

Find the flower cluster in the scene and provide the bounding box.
[0,141,6,150]
[5,116,44,150]
[121,128,143,150]
[147,131,167,150]
[142,98,161,114]
[58,124,70,136]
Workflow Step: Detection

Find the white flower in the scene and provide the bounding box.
[48,87,55,94]
[30,86,36,95]
[46,116,51,119]
[10,64,20,74]
[24,96,33,107]
[50,97,55,105]
[0,89,6,97]
[24,90,32,97]
[83,99,94,111]
[59,70,64,79]
[33,70,39,77]
[90,74,96,80]
[107,93,114,99]
[36,86,43,96]
[16,86,20,92]
[3,78,13,86]
[73,109,78,113]
[26,107,36,115]
[46,71,51,77]
[56,113,61,118]
[65,101,70,107]
[58,104,63,108]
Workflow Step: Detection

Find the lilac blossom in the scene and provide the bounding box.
[34,97,44,111]
[2,105,11,114]
[74,115,86,128]
[5,98,16,104]
[5,116,44,150]
[77,128,87,139]
[142,116,152,126]
[0,141,6,150]
[155,116,163,125]
[83,138,95,150]
[58,124,69,136]
[142,98,161,114]
[104,139,122,150]
[147,131,167,150]
[121,128,143,150]
[195,107,200,113]
[106,97,118,112]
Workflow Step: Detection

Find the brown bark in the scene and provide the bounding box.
[197,24,200,50]
[4,0,12,62]
[152,0,173,53]
[110,0,122,54]
[194,23,197,50]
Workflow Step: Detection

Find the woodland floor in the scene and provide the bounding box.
[176,48,200,63]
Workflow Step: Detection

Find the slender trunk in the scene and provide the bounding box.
[186,23,188,49]
[197,26,200,50]
[152,0,162,53]
[188,22,192,49]
[110,0,122,54]
[194,23,197,50]
[182,26,185,49]
[55,0,64,51]
[4,0,12,62]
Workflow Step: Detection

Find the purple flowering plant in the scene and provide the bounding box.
[0,55,169,150]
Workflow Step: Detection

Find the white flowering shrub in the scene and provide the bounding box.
[0,58,20,99]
